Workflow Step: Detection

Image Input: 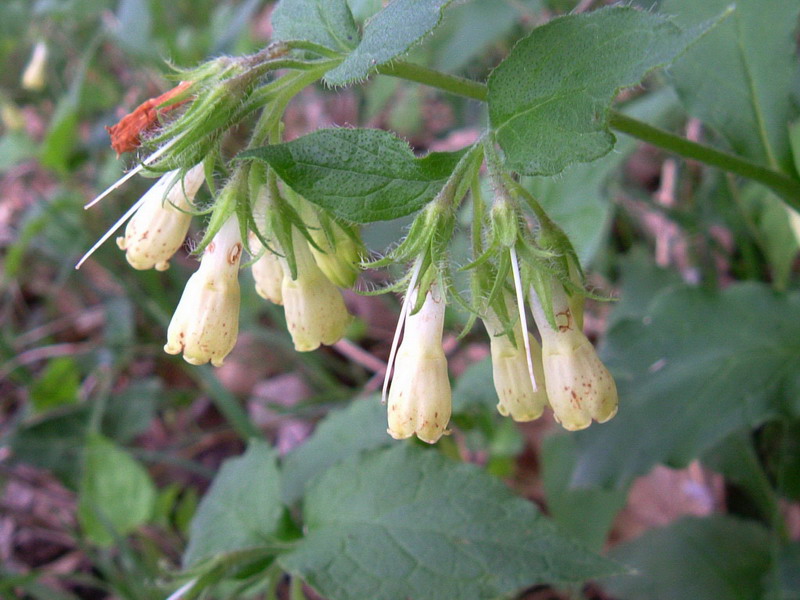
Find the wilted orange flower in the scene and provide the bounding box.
[106,81,192,155]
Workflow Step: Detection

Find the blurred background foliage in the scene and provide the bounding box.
[1,0,799,599]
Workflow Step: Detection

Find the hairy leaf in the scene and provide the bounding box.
[183,441,283,567]
[280,445,621,600]
[572,282,800,488]
[488,6,715,176]
[605,516,772,600]
[325,0,455,85]
[78,434,156,546]
[271,0,359,52]
[281,397,390,504]
[241,128,466,222]
[663,0,799,173]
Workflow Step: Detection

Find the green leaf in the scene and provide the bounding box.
[431,0,531,73]
[488,6,715,176]
[0,131,36,173]
[30,357,80,413]
[184,441,283,568]
[241,128,466,222]
[78,434,156,546]
[528,88,683,265]
[451,357,497,413]
[101,379,160,443]
[324,0,455,86]
[605,516,772,600]
[541,434,627,552]
[40,97,79,174]
[271,0,359,53]
[768,541,800,600]
[279,445,622,600]
[663,0,799,173]
[572,282,800,488]
[9,407,89,489]
[281,397,390,504]
[702,431,778,522]
[741,183,799,290]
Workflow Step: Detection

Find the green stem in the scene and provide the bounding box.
[289,576,306,600]
[609,111,800,210]
[377,60,488,102]
[380,60,800,209]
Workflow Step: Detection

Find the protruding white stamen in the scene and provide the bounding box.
[381,259,422,406]
[83,134,184,209]
[75,194,148,269]
[164,579,197,600]
[510,246,538,392]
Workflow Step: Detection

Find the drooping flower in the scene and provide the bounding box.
[116,164,204,271]
[483,302,548,422]
[387,283,451,444]
[281,229,351,352]
[21,41,47,91]
[249,232,285,305]
[164,216,242,366]
[528,282,617,430]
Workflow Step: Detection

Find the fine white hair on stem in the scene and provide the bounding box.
[381,258,422,405]
[510,246,538,392]
[74,193,148,269]
[83,134,184,209]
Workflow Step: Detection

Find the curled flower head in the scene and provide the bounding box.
[387,283,451,444]
[484,303,548,422]
[249,232,284,305]
[529,282,618,430]
[116,164,204,271]
[281,229,351,352]
[164,216,242,366]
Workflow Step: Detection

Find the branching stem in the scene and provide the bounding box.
[379,60,800,208]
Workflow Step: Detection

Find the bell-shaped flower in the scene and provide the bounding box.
[529,282,618,430]
[164,216,242,366]
[116,164,204,271]
[281,230,351,352]
[387,284,451,444]
[484,306,548,422]
[249,232,284,305]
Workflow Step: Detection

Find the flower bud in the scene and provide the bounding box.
[164,216,242,366]
[21,41,47,91]
[281,231,351,352]
[249,233,284,305]
[307,226,363,289]
[491,194,519,248]
[387,285,451,444]
[529,283,618,430]
[116,165,204,271]
[484,308,548,422]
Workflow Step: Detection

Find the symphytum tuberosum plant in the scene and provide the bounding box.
[60,0,800,598]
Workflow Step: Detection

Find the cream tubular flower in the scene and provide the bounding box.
[164,216,242,366]
[387,284,451,444]
[116,164,204,271]
[484,305,548,422]
[249,232,284,305]
[529,282,618,430]
[281,230,351,352]
[21,41,48,91]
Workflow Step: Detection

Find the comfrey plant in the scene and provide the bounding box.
[67,1,800,598]
[77,1,780,448]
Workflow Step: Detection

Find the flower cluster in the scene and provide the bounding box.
[79,47,618,443]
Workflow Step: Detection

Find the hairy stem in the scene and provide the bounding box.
[380,60,800,208]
